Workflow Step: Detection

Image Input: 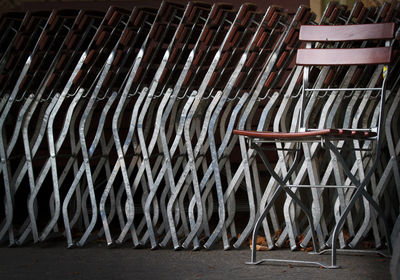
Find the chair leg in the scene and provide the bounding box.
[252,143,319,252]
[358,188,392,253]
[248,142,334,267]
[248,187,283,264]
[330,188,365,267]
[326,140,391,267]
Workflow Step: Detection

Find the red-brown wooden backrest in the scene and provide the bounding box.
[296,23,395,66]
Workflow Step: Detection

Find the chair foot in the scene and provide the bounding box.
[106,240,118,248]
[245,258,339,269]
[310,248,391,258]
[66,242,77,249]
[192,245,201,251]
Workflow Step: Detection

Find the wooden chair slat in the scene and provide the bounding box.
[296,47,392,66]
[299,22,395,42]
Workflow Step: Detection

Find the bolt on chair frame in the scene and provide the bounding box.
[234,22,395,268]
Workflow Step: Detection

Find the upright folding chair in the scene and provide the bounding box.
[234,22,394,268]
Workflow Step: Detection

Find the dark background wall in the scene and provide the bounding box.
[2,0,308,13]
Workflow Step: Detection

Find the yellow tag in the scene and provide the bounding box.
[383,66,388,79]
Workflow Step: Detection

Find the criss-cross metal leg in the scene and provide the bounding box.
[325,139,392,268]
[246,141,330,267]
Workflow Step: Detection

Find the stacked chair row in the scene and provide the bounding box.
[0,1,399,267]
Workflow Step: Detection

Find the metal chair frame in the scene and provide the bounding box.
[234,22,395,268]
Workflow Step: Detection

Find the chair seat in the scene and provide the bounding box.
[233,128,377,141]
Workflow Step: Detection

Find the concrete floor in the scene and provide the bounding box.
[0,241,390,280]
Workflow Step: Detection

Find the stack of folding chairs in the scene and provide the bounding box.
[0,2,398,264]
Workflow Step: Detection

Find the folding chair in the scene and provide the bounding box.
[233,22,394,268]
[26,8,106,244]
[0,10,53,245]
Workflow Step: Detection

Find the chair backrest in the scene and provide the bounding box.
[295,23,395,132]
[296,23,395,66]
